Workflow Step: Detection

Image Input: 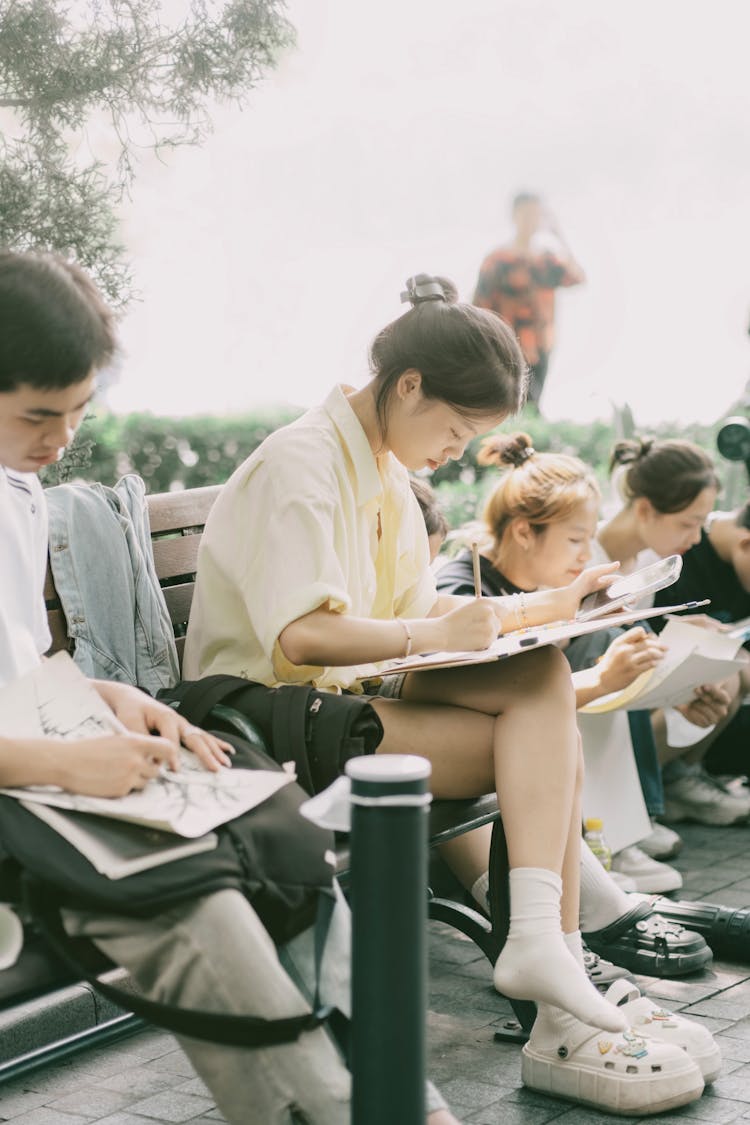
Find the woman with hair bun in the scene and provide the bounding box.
[185,276,707,1116]
[595,437,750,829]
[436,434,688,895]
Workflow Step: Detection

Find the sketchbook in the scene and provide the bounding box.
[0,653,294,838]
[24,803,219,879]
[374,601,710,677]
[579,618,746,714]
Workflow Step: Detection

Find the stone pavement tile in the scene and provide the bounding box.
[125,1090,215,1122]
[172,1078,214,1100]
[0,1084,49,1118]
[715,1036,750,1064]
[21,1063,98,1098]
[546,1111,640,1125]
[44,1085,136,1119]
[0,1108,91,1125]
[98,1066,188,1098]
[695,891,750,910]
[705,1071,750,1104]
[643,977,730,1006]
[630,1097,748,1123]
[140,1052,197,1079]
[718,1019,750,1042]
[685,997,750,1020]
[464,1096,567,1124]
[438,1076,513,1110]
[77,1115,187,1125]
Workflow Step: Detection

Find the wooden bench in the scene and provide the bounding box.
[0,481,529,1083]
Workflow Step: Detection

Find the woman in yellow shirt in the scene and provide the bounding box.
[186,275,705,1114]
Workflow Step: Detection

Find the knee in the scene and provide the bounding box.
[520,645,576,708]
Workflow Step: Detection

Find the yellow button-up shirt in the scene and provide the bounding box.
[183,386,437,691]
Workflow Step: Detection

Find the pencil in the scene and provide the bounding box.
[471,541,482,598]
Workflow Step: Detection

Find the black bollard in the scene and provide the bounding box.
[347,754,432,1125]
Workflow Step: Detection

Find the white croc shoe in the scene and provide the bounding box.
[604,979,722,1084]
[522,1005,704,1116]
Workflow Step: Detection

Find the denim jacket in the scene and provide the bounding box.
[46,475,180,694]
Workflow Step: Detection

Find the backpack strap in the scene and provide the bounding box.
[270,684,316,795]
[23,874,337,1049]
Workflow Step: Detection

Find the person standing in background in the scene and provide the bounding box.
[473,192,585,410]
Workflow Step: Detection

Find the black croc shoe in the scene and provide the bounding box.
[582,943,635,988]
[649,895,750,963]
[583,901,712,977]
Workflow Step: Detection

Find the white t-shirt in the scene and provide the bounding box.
[0,467,50,688]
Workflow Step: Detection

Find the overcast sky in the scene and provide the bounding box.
[105,0,750,426]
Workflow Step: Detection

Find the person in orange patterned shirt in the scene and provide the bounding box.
[473,192,585,409]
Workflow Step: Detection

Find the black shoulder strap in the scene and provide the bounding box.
[161,675,252,731]
[271,684,315,794]
[23,875,336,1049]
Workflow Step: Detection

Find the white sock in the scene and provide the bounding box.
[470,871,490,911]
[493,868,627,1033]
[578,841,633,933]
[563,929,585,967]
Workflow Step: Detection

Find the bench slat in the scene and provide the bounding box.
[162,583,195,631]
[147,487,220,534]
[150,534,202,582]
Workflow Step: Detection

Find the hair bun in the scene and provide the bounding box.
[400,273,458,307]
[477,431,535,469]
[609,436,654,472]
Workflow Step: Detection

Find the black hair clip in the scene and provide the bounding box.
[400,276,446,306]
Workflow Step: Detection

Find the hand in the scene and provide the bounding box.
[554,562,620,621]
[54,733,180,797]
[438,599,500,653]
[596,628,667,694]
[677,683,731,728]
[93,681,234,771]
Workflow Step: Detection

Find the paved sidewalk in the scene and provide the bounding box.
[1,820,750,1123]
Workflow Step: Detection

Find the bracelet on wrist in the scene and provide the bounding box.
[396,617,413,658]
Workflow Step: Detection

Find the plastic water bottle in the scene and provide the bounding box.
[583,817,612,872]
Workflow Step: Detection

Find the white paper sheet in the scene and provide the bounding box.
[0,654,294,837]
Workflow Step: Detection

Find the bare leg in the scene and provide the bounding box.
[370,647,626,1033]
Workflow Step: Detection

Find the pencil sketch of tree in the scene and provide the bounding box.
[0,0,295,307]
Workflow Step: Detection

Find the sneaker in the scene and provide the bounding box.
[638,819,683,860]
[609,868,638,892]
[611,846,683,894]
[663,764,750,826]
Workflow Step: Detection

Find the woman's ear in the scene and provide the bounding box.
[396,369,422,401]
[510,517,534,551]
[633,496,654,524]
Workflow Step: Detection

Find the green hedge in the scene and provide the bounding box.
[41,404,730,529]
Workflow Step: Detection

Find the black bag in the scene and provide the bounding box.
[161,676,384,795]
[0,730,340,1048]
[0,734,333,943]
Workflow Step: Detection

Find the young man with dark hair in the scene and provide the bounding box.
[0,251,456,1124]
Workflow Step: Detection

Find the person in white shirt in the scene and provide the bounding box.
[0,251,458,1125]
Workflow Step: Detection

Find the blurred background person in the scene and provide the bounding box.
[473,191,585,410]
